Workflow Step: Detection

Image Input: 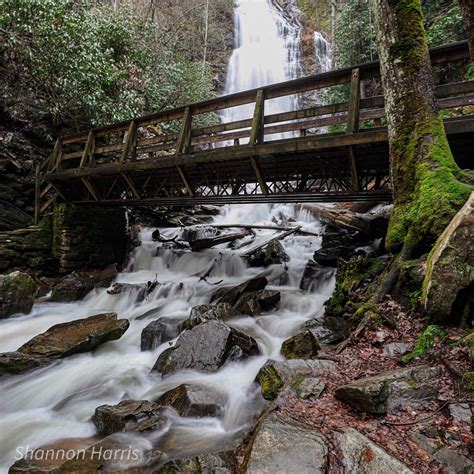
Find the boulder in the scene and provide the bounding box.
[0,271,37,318]
[244,412,327,473]
[156,452,234,473]
[256,359,336,401]
[234,289,280,316]
[18,313,129,359]
[313,245,352,267]
[212,276,268,305]
[50,264,118,302]
[247,239,290,267]
[153,320,259,375]
[141,318,180,350]
[382,342,413,357]
[432,446,474,473]
[155,384,222,417]
[294,377,325,400]
[448,403,472,424]
[423,192,474,322]
[335,366,440,414]
[299,260,335,291]
[92,399,165,436]
[187,303,239,328]
[0,351,46,376]
[281,329,320,360]
[336,428,413,473]
[304,316,353,344]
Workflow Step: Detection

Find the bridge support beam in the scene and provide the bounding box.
[347,68,361,192]
[250,157,269,195]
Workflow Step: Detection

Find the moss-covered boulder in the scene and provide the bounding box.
[0,271,38,318]
[256,361,284,401]
[423,192,474,323]
[281,329,320,360]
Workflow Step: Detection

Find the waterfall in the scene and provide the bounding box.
[221,0,302,140]
[314,32,333,73]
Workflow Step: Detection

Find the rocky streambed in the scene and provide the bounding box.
[0,203,472,473]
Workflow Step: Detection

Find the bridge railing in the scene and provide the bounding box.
[36,41,472,216]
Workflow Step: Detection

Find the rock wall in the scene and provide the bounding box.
[0,204,127,274]
[53,204,127,273]
[0,217,54,272]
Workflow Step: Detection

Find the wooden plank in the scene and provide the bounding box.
[40,197,55,213]
[176,165,194,197]
[121,173,141,199]
[50,183,66,200]
[50,138,62,172]
[120,121,137,163]
[250,90,265,146]
[250,157,269,195]
[176,107,193,155]
[81,178,99,201]
[80,131,95,168]
[40,182,52,199]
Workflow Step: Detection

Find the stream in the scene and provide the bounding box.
[0,0,334,471]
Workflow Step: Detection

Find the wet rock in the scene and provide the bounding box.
[155,384,222,417]
[299,260,335,291]
[0,271,37,318]
[382,342,413,357]
[423,192,474,322]
[151,229,161,241]
[18,313,129,359]
[304,316,353,344]
[187,303,239,328]
[313,245,353,267]
[247,239,290,267]
[281,329,320,360]
[336,366,440,414]
[295,377,325,400]
[234,289,280,315]
[434,446,474,473]
[152,320,259,375]
[0,351,46,376]
[156,451,234,473]
[92,399,166,436]
[336,428,413,473]
[244,411,327,473]
[50,264,118,302]
[213,276,268,305]
[141,318,180,350]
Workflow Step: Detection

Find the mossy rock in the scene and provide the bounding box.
[401,325,445,363]
[256,362,284,401]
[0,271,38,318]
[281,330,320,360]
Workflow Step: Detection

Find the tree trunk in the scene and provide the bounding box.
[370,0,471,254]
[458,0,474,62]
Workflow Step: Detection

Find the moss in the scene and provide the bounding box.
[401,325,445,363]
[257,364,284,401]
[291,374,305,391]
[386,102,471,254]
[464,333,474,362]
[462,371,474,391]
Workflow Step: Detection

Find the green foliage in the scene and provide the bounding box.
[401,325,445,363]
[423,0,465,46]
[0,0,216,131]
[334,0,377,68]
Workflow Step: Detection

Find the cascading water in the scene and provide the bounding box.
[314,32,333,73]
[0,1,336,471]
[221,0,302,140]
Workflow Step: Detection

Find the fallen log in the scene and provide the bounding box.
[191,223,321,237]
[241,226,301,258]
[296,204,388,237]
[189,230,249,251]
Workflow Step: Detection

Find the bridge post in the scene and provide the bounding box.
[347,68,361,192]
[80,131,95,168]
[120,121,137,162]
[250,89,265,146]
[177,106,193,154]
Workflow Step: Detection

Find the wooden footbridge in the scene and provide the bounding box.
[36,41,474,220]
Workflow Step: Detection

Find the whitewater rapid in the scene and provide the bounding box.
[0,204,334,470]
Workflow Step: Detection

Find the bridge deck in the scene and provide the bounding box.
[37,42,474,216]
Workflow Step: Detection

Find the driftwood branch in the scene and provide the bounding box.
[335,315,370,354]
[191,223,321,237]
[241,226,301,258]
[189,230,250,251]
